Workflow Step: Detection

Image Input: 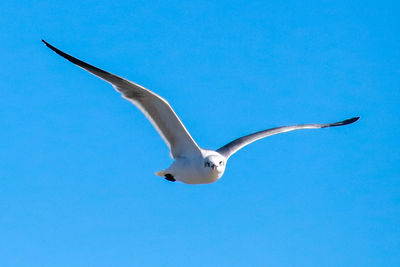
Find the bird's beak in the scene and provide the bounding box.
[211,164,223,173]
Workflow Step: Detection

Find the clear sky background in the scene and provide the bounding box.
[1,0,399,266]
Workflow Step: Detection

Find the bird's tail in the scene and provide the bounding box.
[155,170,167,177]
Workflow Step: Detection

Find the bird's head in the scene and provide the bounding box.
[204,155,226,176]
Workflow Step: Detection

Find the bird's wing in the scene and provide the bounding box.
[42,40,201,158]
[217,117,359,159]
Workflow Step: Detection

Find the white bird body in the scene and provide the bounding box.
[42,40,359,185]
[156,149,226,184]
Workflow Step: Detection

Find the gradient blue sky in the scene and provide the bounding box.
[1,0,399,266]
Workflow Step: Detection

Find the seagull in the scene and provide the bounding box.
[42,40,359,185]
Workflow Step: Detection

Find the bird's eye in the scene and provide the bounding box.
[205,162,210,167]
[219,161,223,166]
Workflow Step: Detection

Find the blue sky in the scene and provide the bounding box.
[1,0,399,266]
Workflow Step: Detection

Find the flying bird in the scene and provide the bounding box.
[42,40,359,184]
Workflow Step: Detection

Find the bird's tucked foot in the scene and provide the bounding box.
[165,174,176,182]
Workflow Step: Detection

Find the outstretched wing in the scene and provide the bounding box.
[42,40,201,159]
[217,117,359,159]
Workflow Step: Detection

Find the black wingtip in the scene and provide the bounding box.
[352,116,360,122]
[41,39,59,53]
[41,39,88,68]
[343,116,360,124]
[41,39,121,83]
[330,116,360,127]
